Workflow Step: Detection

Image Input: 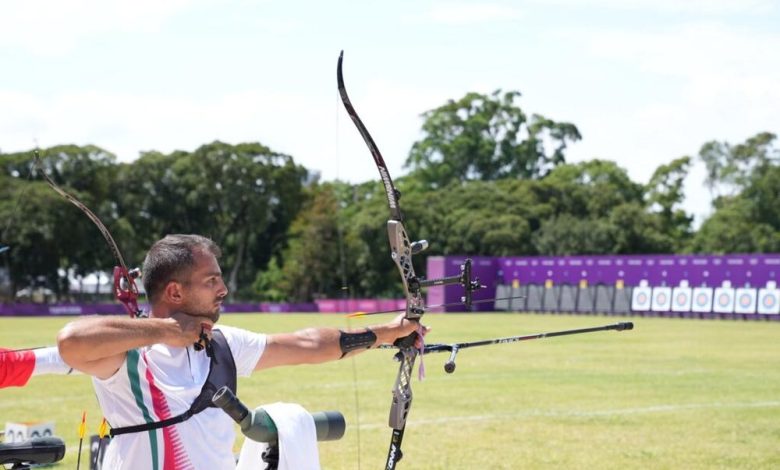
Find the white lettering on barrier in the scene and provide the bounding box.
[48,305,82,315]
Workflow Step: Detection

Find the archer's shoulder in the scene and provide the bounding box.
[215,324,266,344]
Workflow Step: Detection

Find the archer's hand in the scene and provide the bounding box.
[385,313,430,348]
[166,313,214,348]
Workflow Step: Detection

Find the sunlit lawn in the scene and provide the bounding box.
[2,313,779,469]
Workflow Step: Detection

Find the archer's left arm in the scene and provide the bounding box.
[253,313,424,371]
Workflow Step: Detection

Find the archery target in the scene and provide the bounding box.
[757,285,780,314]
[713,287,735,313]
[494,285,511,311]
[734,288,757,314]
[671,286,692,312]
[691,287,713,313]
[631,284,652,311]
[651,287,672,311]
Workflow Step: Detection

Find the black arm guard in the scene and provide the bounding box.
[339,328,377,358]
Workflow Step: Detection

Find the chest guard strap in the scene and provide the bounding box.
[109,329,237,437]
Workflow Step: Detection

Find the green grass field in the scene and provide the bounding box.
[2,313,779,469]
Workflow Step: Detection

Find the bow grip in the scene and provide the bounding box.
[393,331,418,349]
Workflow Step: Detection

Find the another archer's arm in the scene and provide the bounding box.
[254,313,424,371]
[57,314,213,379]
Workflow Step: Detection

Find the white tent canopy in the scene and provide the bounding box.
[61,269,146,295]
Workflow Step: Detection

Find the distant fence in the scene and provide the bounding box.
[492,283,779,321]
[0,303,291,316]
[427,254,780,320]
[497,254,779,320]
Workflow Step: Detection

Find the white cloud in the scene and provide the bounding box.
[0,89,306,157]
[423,2,523,25]
[583,21,780,144]
[0,0,199,55]
[541,0,774,15]
[562,21,780,221]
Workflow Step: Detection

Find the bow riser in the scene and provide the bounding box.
[386,348,416,470]
[389,349,415,429]
[387,221,424,319]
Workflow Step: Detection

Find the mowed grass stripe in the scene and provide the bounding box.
[1,313,778,469]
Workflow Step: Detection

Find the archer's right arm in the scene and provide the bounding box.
[57,314,211,379]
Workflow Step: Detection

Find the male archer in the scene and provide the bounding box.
[57,234,425,469]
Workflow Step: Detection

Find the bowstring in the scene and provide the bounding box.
[335,87,362,470]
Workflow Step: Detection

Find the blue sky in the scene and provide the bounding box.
[1,0,778,225]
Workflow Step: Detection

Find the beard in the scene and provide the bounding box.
[181,299,222,323]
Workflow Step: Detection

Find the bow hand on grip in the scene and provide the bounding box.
[393,330,419,349]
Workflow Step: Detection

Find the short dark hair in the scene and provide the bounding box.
[142,234,222,302]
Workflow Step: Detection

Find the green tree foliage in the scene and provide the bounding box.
[699,131,778,196]
[1,145,121,297]
[2,142,307,301]
[115,141,308,300]
[405,90,581,188]
[530,160,678,254]
[257,183,360,301]
[691,133,780,253]
[0,174,65,296]
[645,157,693,249]
[1,114,773,301]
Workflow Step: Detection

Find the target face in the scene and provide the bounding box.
[734,287,758,314]
[651,287,672,311]
[713,288,735,313]
[631,287,652,311]
[734,289,757,314]
[757,288,779,314]
[672,287,692,312]
[691,288,713,312]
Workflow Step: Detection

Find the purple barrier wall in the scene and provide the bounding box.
[259,302,318,313]
[497,254,780,288]
[0,301,397,316]
[0,302,287,316]
[314,299,405,314]
[0,303,140,316]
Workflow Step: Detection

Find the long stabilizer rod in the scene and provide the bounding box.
[382,321,634,373]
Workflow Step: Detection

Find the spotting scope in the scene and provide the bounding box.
[0,437,66,468]
[212,386,345,443]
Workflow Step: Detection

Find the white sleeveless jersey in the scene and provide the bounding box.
[93,325,266,470]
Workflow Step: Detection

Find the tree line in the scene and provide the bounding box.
[1,90,778,302]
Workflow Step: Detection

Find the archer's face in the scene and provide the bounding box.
[179,249,228,322]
